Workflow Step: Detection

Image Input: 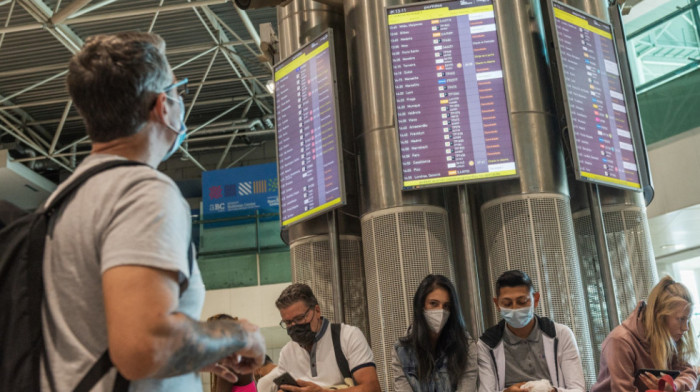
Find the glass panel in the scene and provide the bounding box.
[624,0,690,35]
[198,213,287,253]
[626,7,700,86]
[195,212,290,289]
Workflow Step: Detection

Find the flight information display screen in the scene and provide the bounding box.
[274,30,345,227]
[387,0,517,190]
[548,0,641,190]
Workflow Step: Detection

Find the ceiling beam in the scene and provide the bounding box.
[70,0,118,18]
[50,0,94,25]
[1,0,276,176]
[0,116,73,171]
[0,0,233,33]
[18,0,84,53]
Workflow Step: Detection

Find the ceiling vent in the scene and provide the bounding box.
[0,150,56,211]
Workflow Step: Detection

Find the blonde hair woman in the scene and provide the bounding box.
[592,276,698,391]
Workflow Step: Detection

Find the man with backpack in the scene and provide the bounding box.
[258,283,380,392]
[30,32,266,391]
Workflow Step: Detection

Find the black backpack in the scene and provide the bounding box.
[0,159,145,392]
[330,323,353,384]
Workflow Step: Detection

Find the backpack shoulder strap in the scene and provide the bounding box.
[72,350,129,392]
[331,323,352,380]
[45,159,145,392]
[43,160,148,213]
[0,200,27,229]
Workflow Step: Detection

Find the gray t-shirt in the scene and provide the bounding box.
[40,154,206,392]
[503,318,551,387]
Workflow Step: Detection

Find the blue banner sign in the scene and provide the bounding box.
[202,162,279,222]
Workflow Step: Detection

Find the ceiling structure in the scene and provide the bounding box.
[0,0,278,184]
[3,0,700,264]
[622,0,700,91]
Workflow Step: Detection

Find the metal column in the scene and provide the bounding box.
[342,1,457,390]
[476,0,596,387]
[277,0,368,335]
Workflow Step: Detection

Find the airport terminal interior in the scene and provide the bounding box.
[1,0,700,390]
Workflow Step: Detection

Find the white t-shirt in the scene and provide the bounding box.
[261,319,375,392]
[40,154,206,392]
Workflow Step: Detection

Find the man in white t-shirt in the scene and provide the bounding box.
[40,32,265,392]
[259,284,380,392]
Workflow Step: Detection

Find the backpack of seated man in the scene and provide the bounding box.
[330,323,356,389]
[0,160,145,392]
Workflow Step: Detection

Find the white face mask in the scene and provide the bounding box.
[500,304,534,329]
[424,309,450,334]
[162,95,187,162]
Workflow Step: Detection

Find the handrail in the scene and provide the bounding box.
[636,61,700,94]
[193,211,279,225]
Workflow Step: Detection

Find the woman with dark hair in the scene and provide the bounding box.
[392,274,478,392]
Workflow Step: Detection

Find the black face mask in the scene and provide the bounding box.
[287,322,316,346]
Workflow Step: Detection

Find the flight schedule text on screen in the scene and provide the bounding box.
[274,31,344,226]
[388,0,516,189]
[552,1,641,189]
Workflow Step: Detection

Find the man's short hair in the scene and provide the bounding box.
[495,270,534,296]
[275,283,319,310]
[67,32,172,142]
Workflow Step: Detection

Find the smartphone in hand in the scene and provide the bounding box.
[273,372,300,388]
[635,368,681,379]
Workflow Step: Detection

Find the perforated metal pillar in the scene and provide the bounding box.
[562,0,659,365]
[572,208,610,370]
[480,194,597,387]
[572,186,658,367]
[290,235,369,336]
[361,206,455,391]
[475,0,597,388]
[278,0,366,326]
[573,197,657,317]
[342,0,459,389]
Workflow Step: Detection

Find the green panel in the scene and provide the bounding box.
[200,224,257,253]
[638,69,700,145]
[259,220,285,248]
[259,251,292,285]
[199,220,285,254]
[199,254,258,289]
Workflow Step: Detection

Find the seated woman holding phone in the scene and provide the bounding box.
[591,276,698,391]
[207,314,276,392]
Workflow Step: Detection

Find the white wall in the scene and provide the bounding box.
[200,283,287,325]
[646,127,700,218]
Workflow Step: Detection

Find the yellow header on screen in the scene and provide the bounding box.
[581,171,641,189]
[282,197,342,226]
[388,5,493,25]
[554,7,612,39]
[404,169,516,188]
[275,41,329,82]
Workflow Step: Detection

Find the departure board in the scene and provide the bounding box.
[274,30,345,227]
[387,0,516,190]
[547,1,641,190]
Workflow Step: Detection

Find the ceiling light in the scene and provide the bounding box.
[661,244,686,250]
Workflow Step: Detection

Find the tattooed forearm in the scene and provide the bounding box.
[151,316,250,378]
